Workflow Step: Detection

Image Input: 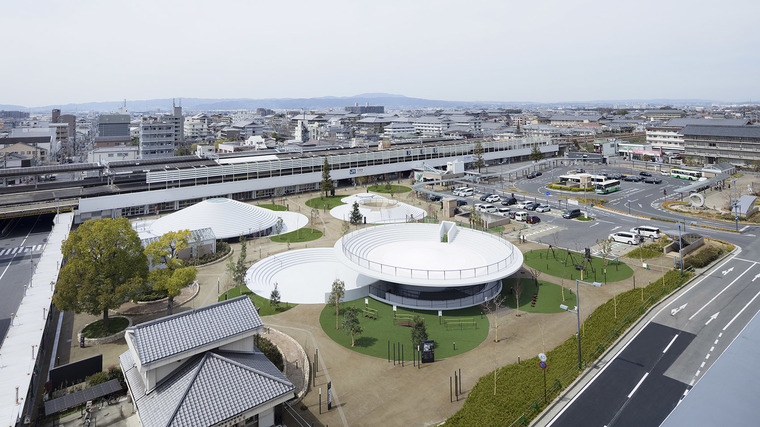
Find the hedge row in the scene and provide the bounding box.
[684,246,725,270]
[547,183,593,192]
[445,269,694,427]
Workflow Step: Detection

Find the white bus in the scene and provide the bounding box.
[670,168,703,180]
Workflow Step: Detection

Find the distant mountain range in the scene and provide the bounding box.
[0,93,745,114]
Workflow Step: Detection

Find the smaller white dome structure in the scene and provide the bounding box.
[150,198,280,240]
[330,193,427,224]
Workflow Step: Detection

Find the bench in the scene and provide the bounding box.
[443,318,477,330]
[363,307,378,320]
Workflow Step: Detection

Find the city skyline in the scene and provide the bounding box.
[3,0,759,106]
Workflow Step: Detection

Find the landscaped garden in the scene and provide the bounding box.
[305,195,346,210]
[81,316,130,338]
[269,227,323,243]
[320,298,488,360]
[522,249,634,283]
[256,203,287,211]
[219,285,296,316]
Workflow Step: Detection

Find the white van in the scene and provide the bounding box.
[514,211,529,222]
[609,231,643,245]
[481,204,498,214]
[453,187,468,196]
[498,207,511,217]
[631,225,661,239]
[459,188,474,196]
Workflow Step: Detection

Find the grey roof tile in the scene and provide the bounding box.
[128,296,262,365]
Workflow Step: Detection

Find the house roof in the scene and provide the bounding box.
[121,349,294,427]
[662,118,750,128]
[126,296,263,365]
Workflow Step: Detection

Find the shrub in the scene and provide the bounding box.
[257,336,284,371]
[684,246,724,269]
[86,371,109,387]
[186,241,231,266]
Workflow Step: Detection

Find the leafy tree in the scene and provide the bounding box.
[349,201,363,225]
[226,236,248,287]
[411,315,428,346]
[529,145,545,161]
[473,141,485,172]
[144,230,198,314]
[320,158,334,199]
[342,306,363,347]
[330,279,346,329]
[53,218,148,329]
[270,282,281,309]
[274,217,284,235]
[615,109,629,116]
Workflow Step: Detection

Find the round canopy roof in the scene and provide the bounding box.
[149,198,279,239]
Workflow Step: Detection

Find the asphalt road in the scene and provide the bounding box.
[0,214,53,346]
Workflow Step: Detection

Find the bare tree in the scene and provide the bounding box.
[513,278,523,317]
[596,238,614,283]
[528,267,542,287]
[481,294,507,343]
[551,232,560,260]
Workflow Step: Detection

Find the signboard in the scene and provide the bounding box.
[538,353,547,362]
[545,191,550,196]
[568,199,579,206]
[539,361,547,369]
[327,381,332,410]
[349,168,356,175]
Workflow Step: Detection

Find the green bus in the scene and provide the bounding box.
[595,179,621,194]
[670,168,703,180]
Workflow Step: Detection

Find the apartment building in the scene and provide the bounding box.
[95,113,132,147]
[646,118,750,153]
[139,116,176,159]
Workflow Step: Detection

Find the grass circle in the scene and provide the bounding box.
[256,203,286,211]
[523,249,634,282]
[368,184,411,194]
[501,278,577,313]
[320,298,488,360]
[81,316,130,338]
[270,228,323,243]
[305,196,346,210]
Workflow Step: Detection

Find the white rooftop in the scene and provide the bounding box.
[330,193,427,224]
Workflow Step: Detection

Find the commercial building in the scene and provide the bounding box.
[95,113,132,148]
[682,124,760,165]
[646,118,749,153]
[345,104,384,114]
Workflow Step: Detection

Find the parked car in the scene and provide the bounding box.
[562,208,582,219]
[456,200,468,207]
[639,171,652,177]
[526,172,537,179]
[660,170,670,176]
[644,178,662,184]
[501,197,518,206]
[525,202,541,211]
[622,175,636,181]
[534,171,542,177]
[514,211,529,221]
[480,194,491,201]
[498,207,511,217]
[516,201,531,209]
[629,176,644,182]
[631,225,661,239]
[609,173,623,180]
[526,215,541,224]
[429,195,441,202]
[535,205,551,213]
[575,168,586,173]
[508,211,516,219]
[485,194,501,203]
[609,231,644,245]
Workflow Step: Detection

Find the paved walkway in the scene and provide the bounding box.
[57,185,674,426]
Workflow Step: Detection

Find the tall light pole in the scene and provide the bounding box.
[678,222,684,276]
[730,178,739,231]
[561,279,602,370]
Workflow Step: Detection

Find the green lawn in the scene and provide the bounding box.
[501,278,577,313]
[523,249,634,283]
[81,316,130,338]
[573,215,595,221]
[320,298,489,360]
[305,195,346,210]
[368,184,411,194]
[256,203,286,211]
[270,228,323,243]
[219,285,296,316]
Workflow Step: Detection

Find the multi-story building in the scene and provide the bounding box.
[646,118,750,153]
[413,116,452,136]
[184,120,209,139]
[682,124,760,165]
[642,109,684,121]
[95,113,132,147]
[345,104,384,114]
[139,116,176,159]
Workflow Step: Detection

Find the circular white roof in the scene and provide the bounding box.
[149,198,279,239]
[330,193,427,224]
[334,222,523,287]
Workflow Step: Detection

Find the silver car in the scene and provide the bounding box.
[535,205,551,213]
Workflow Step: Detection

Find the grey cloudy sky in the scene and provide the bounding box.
[3,0,759,106]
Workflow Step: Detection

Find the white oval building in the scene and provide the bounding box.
[150,198,280,239]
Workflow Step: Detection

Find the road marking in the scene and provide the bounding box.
[722,267,734,276]
[753,273,760,282]
[705,312,719,325]
[696,370,701,376]
[705,353,710,360]
[700,362,705,368]
[710,346,714,352]
[722,288,760,331]
[671,304,688,316]
[689,379,695,386]
[637,203,642,208]
[747,234,757,237]
[689,264,755,321]
[627,373,649,398]
[590,222,599,228]
[663,334,679,353]
[714,339,719,345]
[719,332,723,338]
[735,257,757,263]
[740,226,749,231]
[612,226,621,231]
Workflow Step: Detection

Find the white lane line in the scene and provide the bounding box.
[705,354,711,360]
[723,288,760,331]
[627,373,649,398]
[689,264,756,321]
[590,222,599,228]
[689,379,695,386]
[700,362,705,368]
[710,346,714,352]
[612,226,621,231]
[696,370,701,376]
[663,335,679,354]
[714,339,719,345]
[719,332,723,338]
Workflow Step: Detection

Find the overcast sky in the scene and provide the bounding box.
[3,0,759,107]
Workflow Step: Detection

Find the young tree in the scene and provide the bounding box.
[342,306,363,347]
[54,218,148,329]
[529,145,545,162]
[330,279,346,329]
[320,158,334,199]
[226,236,248,288]
[481,294,506,342]
[270,282,281,309]
[274,217,284,235]
[349,201,363,225]
[473,141,485,173]
[596,237,614,283]
[513,279,523,317]
[144,230,198,315]
[411,315,428,346]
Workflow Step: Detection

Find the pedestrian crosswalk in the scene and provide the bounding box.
[0,245,44,257]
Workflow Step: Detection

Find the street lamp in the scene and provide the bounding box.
[677,222,684,276]
[560,279,602,370]
[729,178,739,231]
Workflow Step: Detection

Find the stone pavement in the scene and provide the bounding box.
[56,184,672,426]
